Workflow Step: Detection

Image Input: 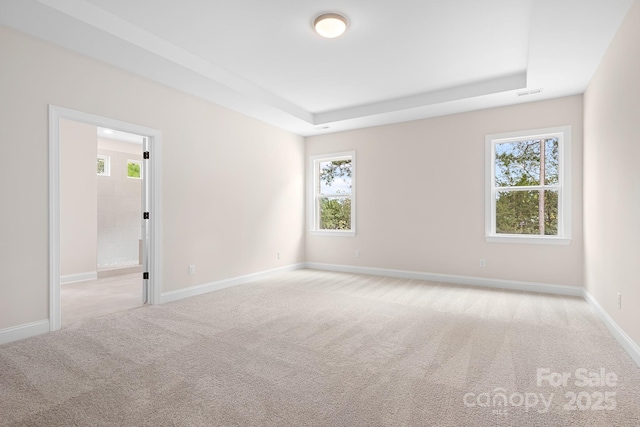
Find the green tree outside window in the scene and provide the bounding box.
[494,138,559,235]
[128,160,141,179]
[318,159,352,230]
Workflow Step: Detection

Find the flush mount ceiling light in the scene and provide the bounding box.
[314,13,348,38]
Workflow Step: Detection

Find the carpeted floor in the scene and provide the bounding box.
[1,269,639,426]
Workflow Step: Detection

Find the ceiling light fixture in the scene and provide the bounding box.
[314,13,348,38]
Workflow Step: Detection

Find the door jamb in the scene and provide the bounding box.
[48,105,163,331]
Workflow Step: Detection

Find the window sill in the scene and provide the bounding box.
[485,235,571,245]
[310,230,356,237]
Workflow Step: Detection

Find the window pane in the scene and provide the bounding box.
[495,140,541,187]
[319,197,351,230]
[97,158,105,175]
[544,137,559,185]
[97,156,109,176]
[495,189,558,235]
[127,160,141,178]
[542,189,559,235]
[319,160,351,195]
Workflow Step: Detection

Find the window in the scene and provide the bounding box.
[97,155,110,176]
[127,159,142,179]
[485,126,571,244]
[310,152,355,236]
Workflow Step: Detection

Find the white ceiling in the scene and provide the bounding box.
[0,0,634,136]
[97,127,144,144]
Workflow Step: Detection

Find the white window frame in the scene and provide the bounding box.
[309,151,356,237]
[127,159,143,179]
[97,154,110,176]
[485,126,571,245]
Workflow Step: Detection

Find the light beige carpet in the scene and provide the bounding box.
[1,269,639,426]
[61,273,143,326]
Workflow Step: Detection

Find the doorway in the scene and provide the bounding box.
[60,122,145,325]
[49,106,162,331]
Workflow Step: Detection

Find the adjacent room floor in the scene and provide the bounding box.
[60,273,143,326]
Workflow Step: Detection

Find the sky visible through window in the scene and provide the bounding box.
[319,160,351,195]
[494,138,558,187]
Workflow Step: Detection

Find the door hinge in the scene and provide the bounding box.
[143,151,150,159]
[143,272,149,280]
[143,212,149,220]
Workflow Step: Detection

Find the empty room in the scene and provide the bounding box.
[1,0,639,426]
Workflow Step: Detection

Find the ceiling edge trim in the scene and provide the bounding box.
[36,0,314,124]
[314,71,528,125]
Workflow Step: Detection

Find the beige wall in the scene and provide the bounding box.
[0,26,305,329]
[584,1,640,348]
[306,96,584,287]
[60,119,97,277]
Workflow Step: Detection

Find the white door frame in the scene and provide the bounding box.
[48,105,163,331]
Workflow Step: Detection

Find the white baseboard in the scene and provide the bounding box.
[0,320,50,345]
[61,271,97,284]
[583,291,640,368]
[305,262,584,297]
[161,263,306,304]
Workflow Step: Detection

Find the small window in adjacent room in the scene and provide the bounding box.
[310,151,356,236]
[485,126,571,244]
[127,159,142,179]
[97,155,110,176]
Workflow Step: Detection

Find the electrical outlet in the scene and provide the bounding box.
[480,259,486,268]
[355,250,360,258]
[188,265,196,275]
[617,292,621,309]
[277,251,281,259]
